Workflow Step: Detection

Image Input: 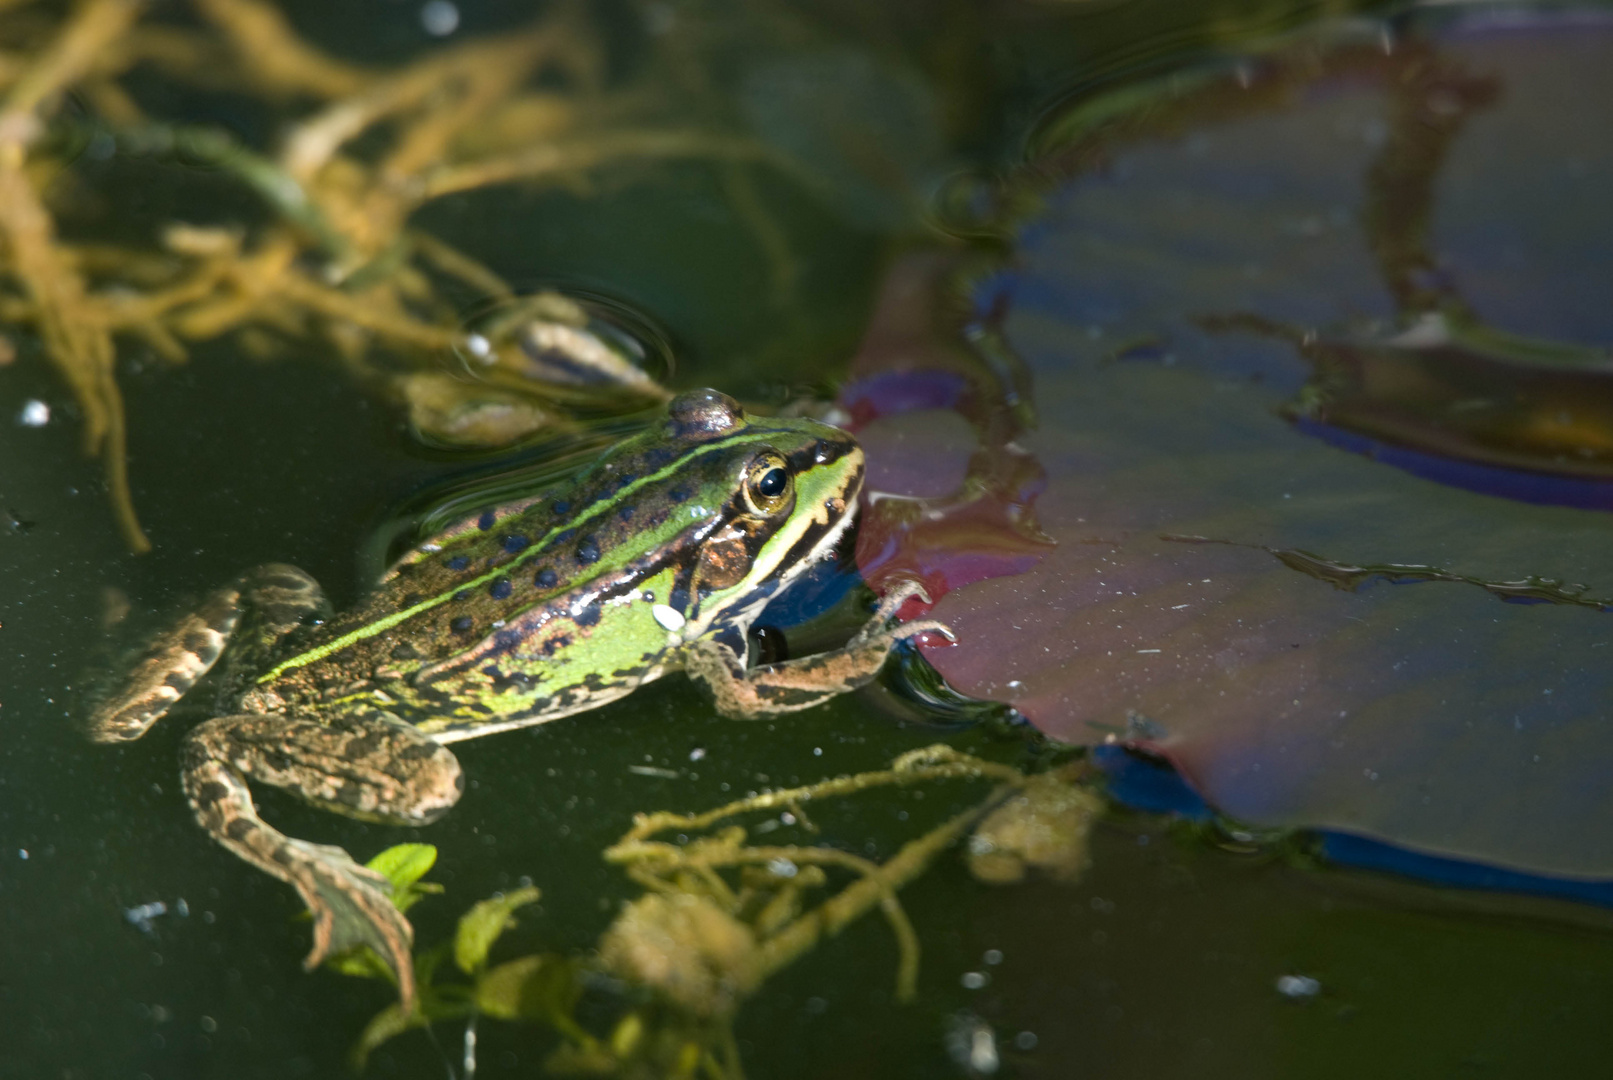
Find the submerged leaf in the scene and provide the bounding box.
[454,886,542,974]
[364,842,443,914]
[348,1002,429,1071]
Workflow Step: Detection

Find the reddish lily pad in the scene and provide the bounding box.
[849,16,1613,877]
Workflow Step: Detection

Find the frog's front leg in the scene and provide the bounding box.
[87,564,327,743]
[683,580,954,717]
[181,711,463,1011]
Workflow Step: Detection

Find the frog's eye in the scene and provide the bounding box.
[743,453,793,515]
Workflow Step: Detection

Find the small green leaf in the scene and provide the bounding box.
[474,953,590,1043]
[363,843,442,913]
[473,955,548,1019]
[453,886,541,974]
[326,944,395,983]
[348,1002,427,1071]
[365,842,437,890]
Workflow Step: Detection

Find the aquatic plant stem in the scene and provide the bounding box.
[748,798,1006,1001]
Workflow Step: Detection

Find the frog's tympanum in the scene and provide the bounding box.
[89,390,947,1008]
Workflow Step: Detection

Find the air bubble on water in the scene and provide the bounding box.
[420,0,459,36]
[1276,974,1321,999]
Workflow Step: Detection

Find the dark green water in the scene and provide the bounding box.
[6,1,1613,1077]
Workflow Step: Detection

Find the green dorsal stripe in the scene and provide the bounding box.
[257,424,806,682]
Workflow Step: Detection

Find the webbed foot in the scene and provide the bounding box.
[683,578,956,717]
[182,712,465,1011]
[183,750,421,1010]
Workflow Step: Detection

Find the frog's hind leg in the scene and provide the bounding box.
[181,711,464,1011]
[684,579,955,717]
[87,565,326,744]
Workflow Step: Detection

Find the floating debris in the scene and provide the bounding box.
[124,900,168,935]
[945,1012,1000,1076]
[1276,974,1322,999]
[966,770,1104,885]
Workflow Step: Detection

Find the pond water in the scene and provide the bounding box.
[4,1,1613,1077]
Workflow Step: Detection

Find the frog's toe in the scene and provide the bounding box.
[871,578,934,623]
[895,618,955,644]
[284,837,419,1010]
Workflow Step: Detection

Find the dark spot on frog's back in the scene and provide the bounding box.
[450,616,474,634]
[446,555,470,572]
[618,504,635,521]
[478,511,496,531]
[502,535,529,554]
[490,578,513,600]
[576,536,601,565]
[535,567,558,589]
[575,605,601,628]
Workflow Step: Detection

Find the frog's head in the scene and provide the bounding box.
[654,388,863,623]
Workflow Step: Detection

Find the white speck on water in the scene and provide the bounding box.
[1137,648,1161,654]
[463,333,492,361]
[813,746,822,756]
[420,0,459,35]
[125,901,168,934]
[652,604,685,631]
[961,971,989,990]
[947,1013,1000,1075]
[1276,974,1321,998]
[688,747,706,762]
[1171,603,1190,610]
[18,400,49,426]
[766,857,798,877]
[17,849,26,860]
[983,949,1003,966]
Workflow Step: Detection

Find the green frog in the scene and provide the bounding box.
[88,389,947,1009]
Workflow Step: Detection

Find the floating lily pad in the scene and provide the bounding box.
[853,16,1613,877]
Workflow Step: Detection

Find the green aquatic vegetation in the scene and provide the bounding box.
[337,745,1101,1078]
